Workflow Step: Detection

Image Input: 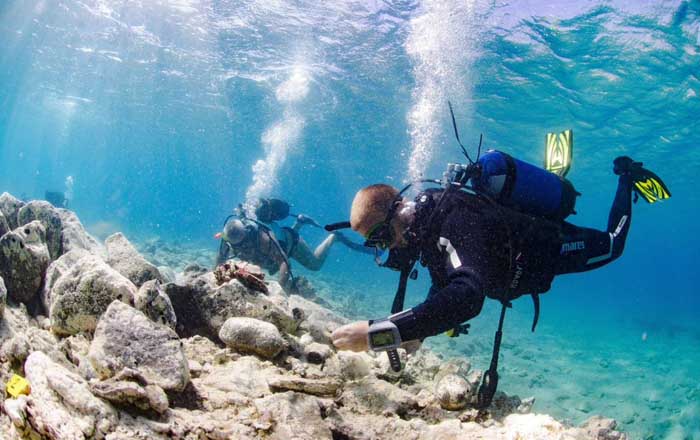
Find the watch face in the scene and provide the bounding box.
[370,330,396,348]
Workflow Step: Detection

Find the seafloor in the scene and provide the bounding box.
[0,192,631,439]
[305,274,700,440]
[133,225,700,440]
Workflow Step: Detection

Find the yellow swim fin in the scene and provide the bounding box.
[632,169,672,203]
[614,156,671,204]
[545,129,573,178]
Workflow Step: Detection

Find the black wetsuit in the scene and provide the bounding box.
[393,174,633,342]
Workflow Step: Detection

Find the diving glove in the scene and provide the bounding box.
[613,156,671,203]
[613,156,642,176]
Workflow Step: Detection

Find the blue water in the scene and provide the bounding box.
[1,1,699,438]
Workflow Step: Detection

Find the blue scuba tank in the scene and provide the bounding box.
[470,150,578,220]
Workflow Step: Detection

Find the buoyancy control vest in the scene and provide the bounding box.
[403,186,564,409]
[219,217,288,275]
[412,187,562,303]
[255,198,291,223]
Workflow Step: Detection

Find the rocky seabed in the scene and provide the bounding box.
[0,192,628,439]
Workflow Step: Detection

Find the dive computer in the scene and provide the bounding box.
[367,319,402,352]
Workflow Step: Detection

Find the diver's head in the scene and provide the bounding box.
[350,184,412,249]
[220,218,247,244]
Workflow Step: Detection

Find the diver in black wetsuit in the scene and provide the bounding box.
[329,155,670,354]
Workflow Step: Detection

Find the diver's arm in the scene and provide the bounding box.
[292,214,320,232]
[332,209,487,352]
[394,270,485,342]
[331,274,484,352]
[382,209,487,342]
[291,218,304,232]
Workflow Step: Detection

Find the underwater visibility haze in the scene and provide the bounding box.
[1,0,699,438]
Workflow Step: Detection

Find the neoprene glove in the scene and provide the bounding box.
[613,156,642,176]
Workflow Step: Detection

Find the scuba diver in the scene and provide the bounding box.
[215,198,371,290]
[326,108,671,408]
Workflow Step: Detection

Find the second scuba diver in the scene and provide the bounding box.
[216,198,371,290]
[326,123,671,408]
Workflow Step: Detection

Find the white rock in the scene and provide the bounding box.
[0,275,6,317]
[42,248,92,313]
[3,395,29,428]
[0,210,9,237]
[134,280,176,330]
[88,300,190,392]
[0,305,66,369]
[90,375,169,414]
[304,342,333,364]
[157,265,177,283]
[268,376,343,397]
[17,200,64,260]
[57,209,106,258]
[0,192,25,230]
[325,351,371,380]
[49,255,137,335]
[299,333,314,346]
[325,409,419,440]
[435,374,471,411]
[579,415,628,440]
[0,221,51,304]
[339,377,419,416]
[194,356,274,409]
[253,392,332,440]
[288,294,347,344]
[18,351,118,439]
[404,348,444,385]
[105,233,163,287]
[219,317,286,359]
[434,358,471,384]
[165,276,297,340]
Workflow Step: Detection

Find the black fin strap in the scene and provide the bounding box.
[531,294,540,332]
[500,152,518,202]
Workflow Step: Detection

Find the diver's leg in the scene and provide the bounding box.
[290,234,336,271]
[555,174,632,274]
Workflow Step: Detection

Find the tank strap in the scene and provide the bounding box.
[500,153,518,202]
[248,219,296,282]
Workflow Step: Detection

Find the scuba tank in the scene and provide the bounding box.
[255,198,291,223]
[445,150,579,221]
